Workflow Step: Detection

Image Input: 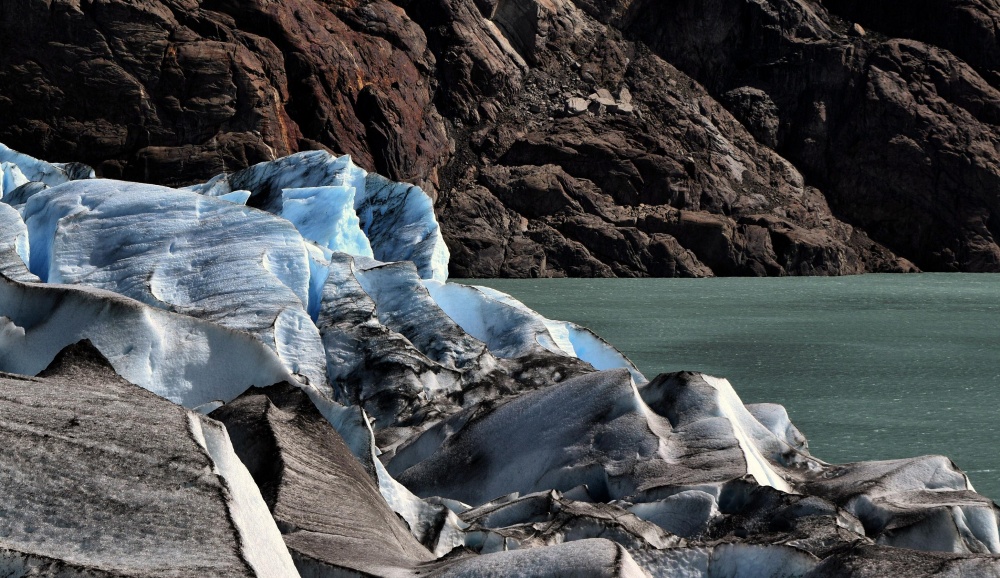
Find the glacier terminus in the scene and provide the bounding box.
[1,142,1000,577]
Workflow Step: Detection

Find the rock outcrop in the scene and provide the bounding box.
[5,0,1000,275]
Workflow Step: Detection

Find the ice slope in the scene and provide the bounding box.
[21,180,327,388]
[2,181,49,207]
[801,456,1000,554]
[424,280,645,382]
[188,413,302,578]
[0,273,295,407]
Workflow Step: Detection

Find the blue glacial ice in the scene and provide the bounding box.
[279,186,373,258]
[21,179,327,389]
[3,141,643,401]
[0,142,93,193]
[187,150,449,282]
[0,202,35,282]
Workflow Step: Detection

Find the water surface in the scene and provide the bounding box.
[460,274,1000,500]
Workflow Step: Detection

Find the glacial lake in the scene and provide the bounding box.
[459,274,1000,501]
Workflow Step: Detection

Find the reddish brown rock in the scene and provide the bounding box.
[0,0,448,189]
[2,0,994,275]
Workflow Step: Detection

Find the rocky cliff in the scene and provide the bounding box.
[3,0,998,275]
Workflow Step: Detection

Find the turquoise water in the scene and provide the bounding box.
[460,275,1000,501]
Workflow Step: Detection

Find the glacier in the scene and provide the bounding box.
[184,150,449,283]
[1,142,999,578]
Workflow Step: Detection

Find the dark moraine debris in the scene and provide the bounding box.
[0,341,298,578]
[423,538,650,577]
[210,383,436,576]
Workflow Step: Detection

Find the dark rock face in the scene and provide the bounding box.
[3,0,998,274]
[0,0,448,189]
[609,0,1000,272]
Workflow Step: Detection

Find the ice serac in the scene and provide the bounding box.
[315,253,469,428]
[0,143,83,189]
[0,341,299,578]
[423,280,562,358]
[0,273,293,407]
[202,150,449,282]
[0,203,36,282]
[21,179,326,389]
[640,373,793,493]
[1,161,28,198]
[314,253,582,435]
[361,173,449,283]
[354,261,490,374]
[279,185,374,257]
